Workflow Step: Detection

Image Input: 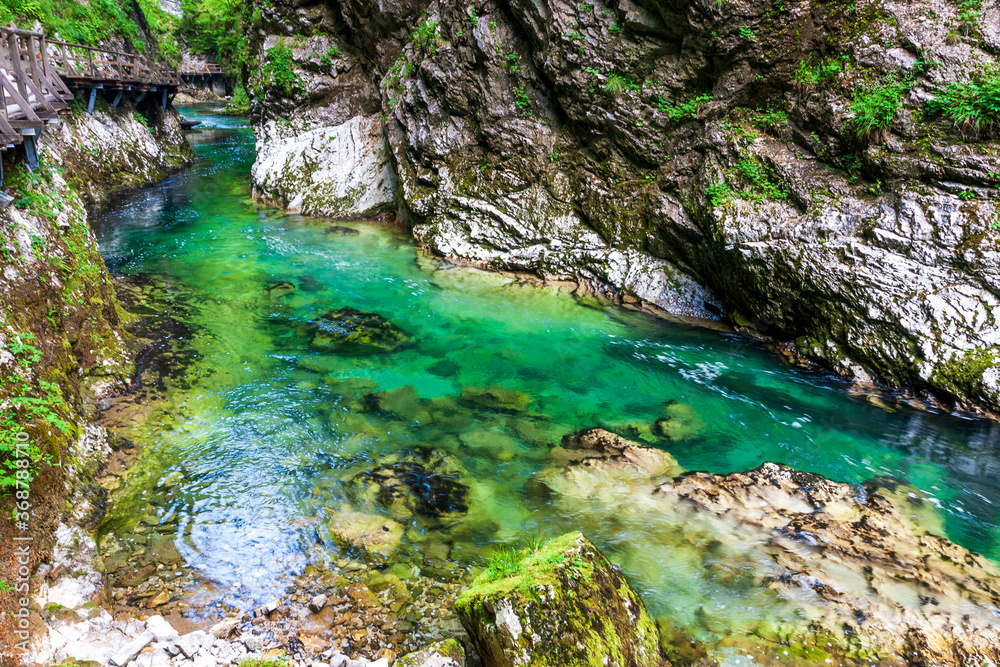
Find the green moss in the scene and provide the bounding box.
[933,346,998,397]
[455,532,584,615]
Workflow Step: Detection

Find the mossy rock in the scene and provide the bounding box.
[397,639,466,667]
[454,532,665,667]
[308,307,412,354]
[459,386,532,413]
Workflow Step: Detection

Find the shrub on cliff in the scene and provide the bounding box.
[850,77,907,138]
[927,65,1000,135]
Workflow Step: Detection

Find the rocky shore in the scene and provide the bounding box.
[24,422,1000,666]
[0,98,192,660]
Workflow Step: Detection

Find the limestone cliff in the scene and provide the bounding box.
[247,0,1000,415]
[0,100,191,658]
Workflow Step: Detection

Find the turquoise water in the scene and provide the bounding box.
[93,107,1000,632]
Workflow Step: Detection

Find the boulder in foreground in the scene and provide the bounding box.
[454,532,665,667]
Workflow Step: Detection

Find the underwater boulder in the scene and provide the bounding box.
[308,307,412,354]
[540,430,1000,665]
[454,532,665,667]
[651,401,705,441]
[349,449,470,522]
[328,511,404,559]
[459,386,532,413]
[326,225,361,236]
[263,280,296,299]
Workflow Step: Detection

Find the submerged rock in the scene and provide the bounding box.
[329,511,404,559]
[349,449,470,521]
[263,280,296,299]
[543,429,1000,665]
[454,532,665,667]
[651,402,705,442]
[459,386,532,413]
[308,307,412,354]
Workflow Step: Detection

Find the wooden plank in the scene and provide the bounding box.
[0,74,40,122]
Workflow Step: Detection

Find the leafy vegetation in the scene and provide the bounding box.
[926,64,1000,134]
[411,17,442,53]
[485,545,524,581]
[0,0,142,47]
[261,43,301,97]
[224,86,251,115]
[0,331,67,491]
[656,93,712,120]
[176,0,249,78]
[794,55,850,85]
[850,77,907,138]
[735,158,788,200]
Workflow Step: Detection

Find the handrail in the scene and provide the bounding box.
[0,24,181,153]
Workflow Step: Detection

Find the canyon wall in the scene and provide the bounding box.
[0,100,191,659]
[247,0,1000,415]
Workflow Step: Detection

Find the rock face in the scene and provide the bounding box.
[454,532,665,667]
[543,429,1000,665]
[0,97,193,658]
[248,0,1000,414]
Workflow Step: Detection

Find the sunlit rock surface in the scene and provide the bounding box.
[544,428,1000,665]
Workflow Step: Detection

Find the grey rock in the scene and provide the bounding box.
[308,593,328,612]
[144,614,179,642]
[63,639,115,665]
[210,616,239,639]
[108,629,155,666]
[176,630,213,659]
[253,598,281,617]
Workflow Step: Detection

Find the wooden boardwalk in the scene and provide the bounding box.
[0,25,180,170]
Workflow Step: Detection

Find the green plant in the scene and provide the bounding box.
[926,65,1000,135]
[794,55,850,85]
[706,182,734,206]
[133,110,150,130]
[485,545,523,581]
[957,0,982,32]
[514,86,534,116]
[319,46,342,69]
[851,78,907,138]
[412,17,441,52]
[734,158,788,201]
[0,0,142,48]
[261,43,301,96]
[739,26,757,40]
[176,0,251,78]
[604,73,626,96]
[958,189,976,200]
[224,86,251,115]
[656,93,711,120]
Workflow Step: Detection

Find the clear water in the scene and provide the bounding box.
[93,106,1000,634]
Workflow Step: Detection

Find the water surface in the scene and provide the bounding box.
[93,106,1000,640]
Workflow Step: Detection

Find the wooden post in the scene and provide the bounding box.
[7,32,28,103]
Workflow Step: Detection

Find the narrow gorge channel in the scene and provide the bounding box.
[81,106,1000,664]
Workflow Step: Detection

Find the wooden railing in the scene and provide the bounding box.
[180,62,224,77]
[46,39,181,87]
[0,24,179,160]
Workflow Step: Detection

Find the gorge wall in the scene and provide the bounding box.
[0,100,191,659]
[247,0,1000,416]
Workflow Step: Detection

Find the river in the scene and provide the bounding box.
[90,106,1000,649]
